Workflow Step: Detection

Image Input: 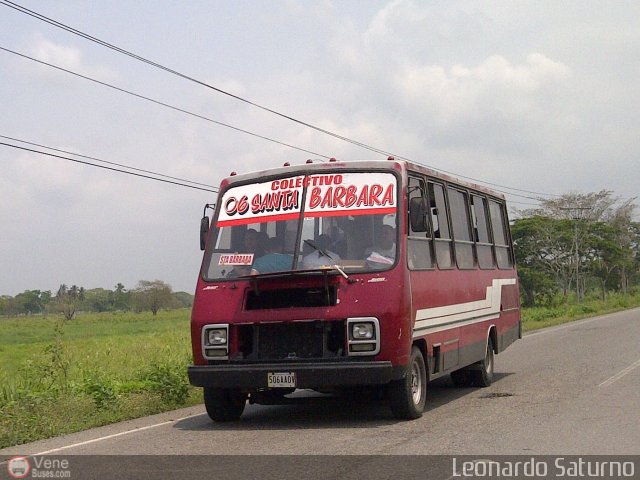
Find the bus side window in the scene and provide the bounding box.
[471,194,495,269]
[488,200,513,269]
[407,175,434,270]
[448,187,475,269]
[428,182,453,269]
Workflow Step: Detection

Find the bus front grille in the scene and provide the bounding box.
[238,321,345,360]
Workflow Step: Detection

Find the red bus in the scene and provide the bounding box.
[188,159,521,421]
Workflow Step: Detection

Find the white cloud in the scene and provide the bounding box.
[395,53,571,125]
[28,35,118,82]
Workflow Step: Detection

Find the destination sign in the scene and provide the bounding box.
[217,172,396,227]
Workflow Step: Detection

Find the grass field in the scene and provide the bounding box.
[521,291,640,331]
[2,292,640,449]
[0,309,200,449]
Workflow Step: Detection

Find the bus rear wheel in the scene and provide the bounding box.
[388,346,426,420]
[469,337,494,387]
[204,387,247,422]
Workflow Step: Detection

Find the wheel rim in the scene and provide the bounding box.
[411,360,422,405]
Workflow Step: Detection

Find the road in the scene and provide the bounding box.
[2,308,639,458]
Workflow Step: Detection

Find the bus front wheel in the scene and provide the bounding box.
[388,346,427,420]
[203,387,247,422]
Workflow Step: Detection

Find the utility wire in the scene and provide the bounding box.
[0,141,218,193]
[0,45,545,202]
[0,1,381,154]
[0,134,216,189]
[0,0,559,199]
[0,46,330,160]
[2,133,545,205]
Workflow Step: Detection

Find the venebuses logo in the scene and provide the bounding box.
[7,456,30,479]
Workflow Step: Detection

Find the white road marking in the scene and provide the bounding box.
[598,358,640,387]
[35,413,206,455]
[0,412,205,463]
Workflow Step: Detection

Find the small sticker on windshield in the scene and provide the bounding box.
[219,254,254,266]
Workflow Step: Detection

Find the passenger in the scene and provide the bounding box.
[227,228,260,277]
[302,234,341,269]
[327,225,347,257]
[243,228,259,253]
[251,237,293,274]
[365,225,396,264]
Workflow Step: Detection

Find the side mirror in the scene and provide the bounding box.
[200,216,210,251]
[409,197,429,232]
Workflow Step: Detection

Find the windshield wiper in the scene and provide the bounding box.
[304,239,332,258]
[302,240,352,282]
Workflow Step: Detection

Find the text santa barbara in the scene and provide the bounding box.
[222,174,395,219]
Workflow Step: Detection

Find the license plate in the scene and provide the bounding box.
[267,372,296,388]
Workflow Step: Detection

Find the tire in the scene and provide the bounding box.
[203,387,247,422]
[469,337,495,387]
[388,346,427,420]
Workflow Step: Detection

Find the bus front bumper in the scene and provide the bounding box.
[188,361,399,389]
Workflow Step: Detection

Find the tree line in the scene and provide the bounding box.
[513,190,639,306]
[0,280,193,318]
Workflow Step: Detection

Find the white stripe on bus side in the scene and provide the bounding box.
[412,278,516,338]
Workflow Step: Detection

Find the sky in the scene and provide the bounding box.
[1,0,639,296]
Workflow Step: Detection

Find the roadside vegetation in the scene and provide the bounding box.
[512,191,638,308]
[522,289,640,331]
[0,309,199,449]
[513,191,640,326]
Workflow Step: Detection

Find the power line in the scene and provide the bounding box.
[0,134,216,189]
[0,45,547,202]
[0,1,385,154]
[0,141,218,193]
[0,46,330,160]
[2,133,547,205]
[0,0,559,199]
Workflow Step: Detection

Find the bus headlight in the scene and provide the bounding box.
[202,324,229,360]
[207,329,227,345]
[347,317,380,356]
[351,323,374,340]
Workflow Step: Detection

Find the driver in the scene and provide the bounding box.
[365,225,396,263]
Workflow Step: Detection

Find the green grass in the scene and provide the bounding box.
[0,309,201,449]
[521,291,640,331]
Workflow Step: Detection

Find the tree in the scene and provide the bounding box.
[16,290,50,315]
[0,295,8,315]
[112,283,130,310]
[172,291,194,308]
[512,216,574,305]
[521,191,638,301]
[55,283,83,320]
[83,288,113,312]
[131,280,175,315]
[628,222,640,289]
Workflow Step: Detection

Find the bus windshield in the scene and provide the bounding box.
[202,171,398,280]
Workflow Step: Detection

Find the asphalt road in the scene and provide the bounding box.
[2,308,639,458]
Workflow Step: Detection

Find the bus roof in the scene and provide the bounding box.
[219,159,506,201]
